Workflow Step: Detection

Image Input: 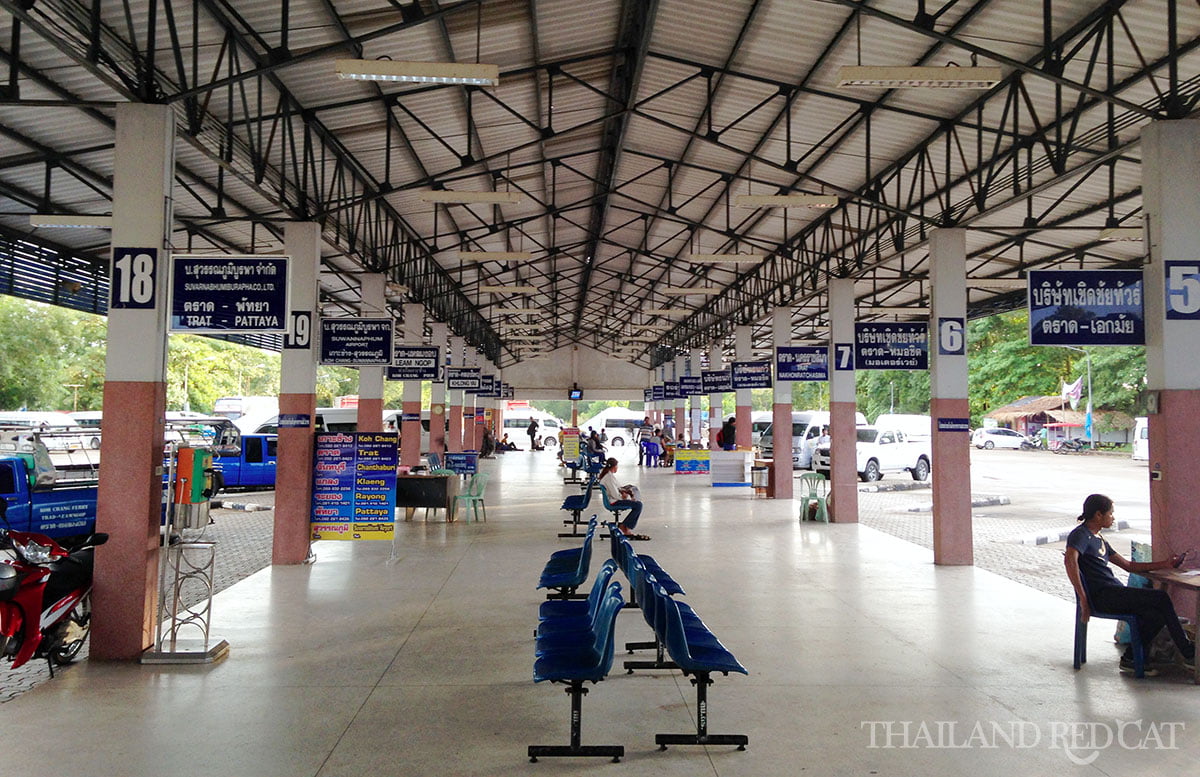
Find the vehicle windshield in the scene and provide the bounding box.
[856,428,878,443]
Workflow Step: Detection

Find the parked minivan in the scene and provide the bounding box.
[759,410,868,469]
[1132,416,1148,461]
[749,411,773,445]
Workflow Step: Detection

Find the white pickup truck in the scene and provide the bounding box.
[812,426,931,482]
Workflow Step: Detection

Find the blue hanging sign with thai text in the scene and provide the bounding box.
[702,369,733,392]
[731,360,773,389]
[1028,269,1145,345]
[170,254,289,333]
[320,318,394,365]
[387,346,441,381]
[679,376,704,396]
[854,322,929,370]
[776,346,829,381]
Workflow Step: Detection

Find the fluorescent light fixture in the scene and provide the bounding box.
[497,323,545,331]
[505,335,543,342]
[336,59,499,86]
[662,287,721,296]
[688,254,765,264]
[836,65,1002,89]
[479,285,537,293]
[627,335,660,342]
[636,323,673,330]
[733,194,839,209]
[1098,227,1142,241]
[498,308,541,315]
[858,306,932,315]
[458,251,533,262]
[645,308,689,316]
[420,190,521,205]
[967,278,1028,289]
[29,214,112,229]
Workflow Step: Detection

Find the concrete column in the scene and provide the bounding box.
[690,348,705,443]
[400,303,424,468]
[674,355,687,444]
[92,104,174,660]
[466,351,480,450]
[708,344,723,449]
[273,222,320,565]
[357,274,385,432]
[1143,120,1200,604]
[735,325,752,448]
[929,228,972,565]
[772,307,794,499]
[429,323,448,455]
[829,278,858,523]
[447,337,464,453]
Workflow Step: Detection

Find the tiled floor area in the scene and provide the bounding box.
[3,447,1198,776]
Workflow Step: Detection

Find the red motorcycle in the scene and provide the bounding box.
[0,501,108,674]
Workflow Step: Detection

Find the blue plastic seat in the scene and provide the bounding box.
[1074,578,1146,678]
[559,480,596,536]
[538,522,596,599]
[539,558,616,622]
[536,581,623,651]
[640,440,661,467]
[596,483,627,523]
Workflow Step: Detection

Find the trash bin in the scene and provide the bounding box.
[750,466,769,497]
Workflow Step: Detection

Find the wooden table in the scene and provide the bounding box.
[395,473,461,522]
[1148,568,1200,683]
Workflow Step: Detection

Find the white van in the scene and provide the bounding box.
[759,410,868,469]
[502,410,562,448]
[1132,416,1148,461]
[749,411,773,444]
[583,407,645,446]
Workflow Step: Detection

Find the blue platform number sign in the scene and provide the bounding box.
[284,311,312,349]
[833,343,854,371]
[1165,262,1200,320]
[110,247,158,309]
[937,317,966,355]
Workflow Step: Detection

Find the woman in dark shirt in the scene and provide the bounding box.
[1064,493,1195,675]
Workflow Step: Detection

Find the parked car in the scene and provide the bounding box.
[971,427,1028,450]
[1132,416,1148,461]
[813,426,931,482]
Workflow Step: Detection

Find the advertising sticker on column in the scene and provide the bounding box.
[169,255,290,332]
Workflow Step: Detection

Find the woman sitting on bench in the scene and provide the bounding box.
[597,458,649,540]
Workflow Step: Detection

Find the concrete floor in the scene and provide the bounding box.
[2,448,1198,776]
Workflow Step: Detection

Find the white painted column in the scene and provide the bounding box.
[829,278,858,523]
[357,274,385,432]
[92,104,174,660]
[400,303,424,468]
[690,347,705,443]
[708,344,723,449]
[447,336,464,453]
[429,323,448,455]
[466,350,481,450]
[674,355,687,444]
[735,325,752,448]
[1143,119,1200,592]
[273,222,320,565]
[772,307,794,499]
[929,228,972,565]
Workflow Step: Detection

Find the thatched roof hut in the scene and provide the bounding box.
[983,395,1134,434]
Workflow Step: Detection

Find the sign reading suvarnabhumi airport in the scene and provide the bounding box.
[776,346,829,381]
[170,255,289,333]
[1028,269,1144,346]
[732,360,772,389]
[320,318,394,365]
[387,346,441,381]
[854,322,929,370]
[310,432,398,541]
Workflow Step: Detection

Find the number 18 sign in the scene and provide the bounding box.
[110,247,159,309]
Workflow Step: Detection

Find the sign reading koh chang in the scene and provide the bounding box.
[776,346,829,381]
[170,255,289,333]
[1027,269,1145,346]
[854,322,929,370]
[310,432,398,541]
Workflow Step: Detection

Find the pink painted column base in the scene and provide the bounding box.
[735,404,751,449]
[400,400,421,468]
[931,397,973,565]
[357,397,383,433]
[273,393,316,565]
[448,405,464,453]
[829,400,859,523]
[771,402,793,499]
[429,405,446,454]
[91,381,164,660]
[1150,390,1200,616]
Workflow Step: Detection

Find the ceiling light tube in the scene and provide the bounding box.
[636,323,673,330]
[858,306,932,315]
[420,190,522,204]
[662,287,721,296]
[498,307,541,314]
[733,194,839,209]
[644,308,689,316]
[29,214,113,229]
[479,285,537,293]
[967,278,1028,289]
[458,251,533,261]
[836,65,1002,89]
[336,59,500,87]
[497,323,545,330]
[627,336,660,342]
[505,335,543,342]
[1098,227,1143,241]
[688,253,766,264]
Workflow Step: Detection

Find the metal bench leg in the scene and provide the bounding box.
[528,680,624,763]
[655,673,748,750]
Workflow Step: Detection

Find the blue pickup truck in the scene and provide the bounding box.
[0,452,98,539]
[212,434,277,490]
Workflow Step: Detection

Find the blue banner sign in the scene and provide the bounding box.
[387,346,440,381]
[500,384,514,400]
[170,255,289,333]
[644,388,654,403]
[277,413,311,429]
[446,367,481,390]
[937,417,971,433]
[445,452,478,475]
[702,369,733,392]
[310,432,398,541]
[664,380,679,400]
[776,346,829,381]
[320,318,394,365]
[679,375,704,396]
[854,323,929,370]
[732,360,773,389]
[1028,270,1145,345]
[1165,261,1200,320]
[400,413,420,422]
[652,385,666,401]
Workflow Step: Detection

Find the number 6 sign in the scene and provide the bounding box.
[938,317,965,355]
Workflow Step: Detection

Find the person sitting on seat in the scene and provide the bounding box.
[658,432,676,467]
[597,457,648,540]
[1065,493,1196,675]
